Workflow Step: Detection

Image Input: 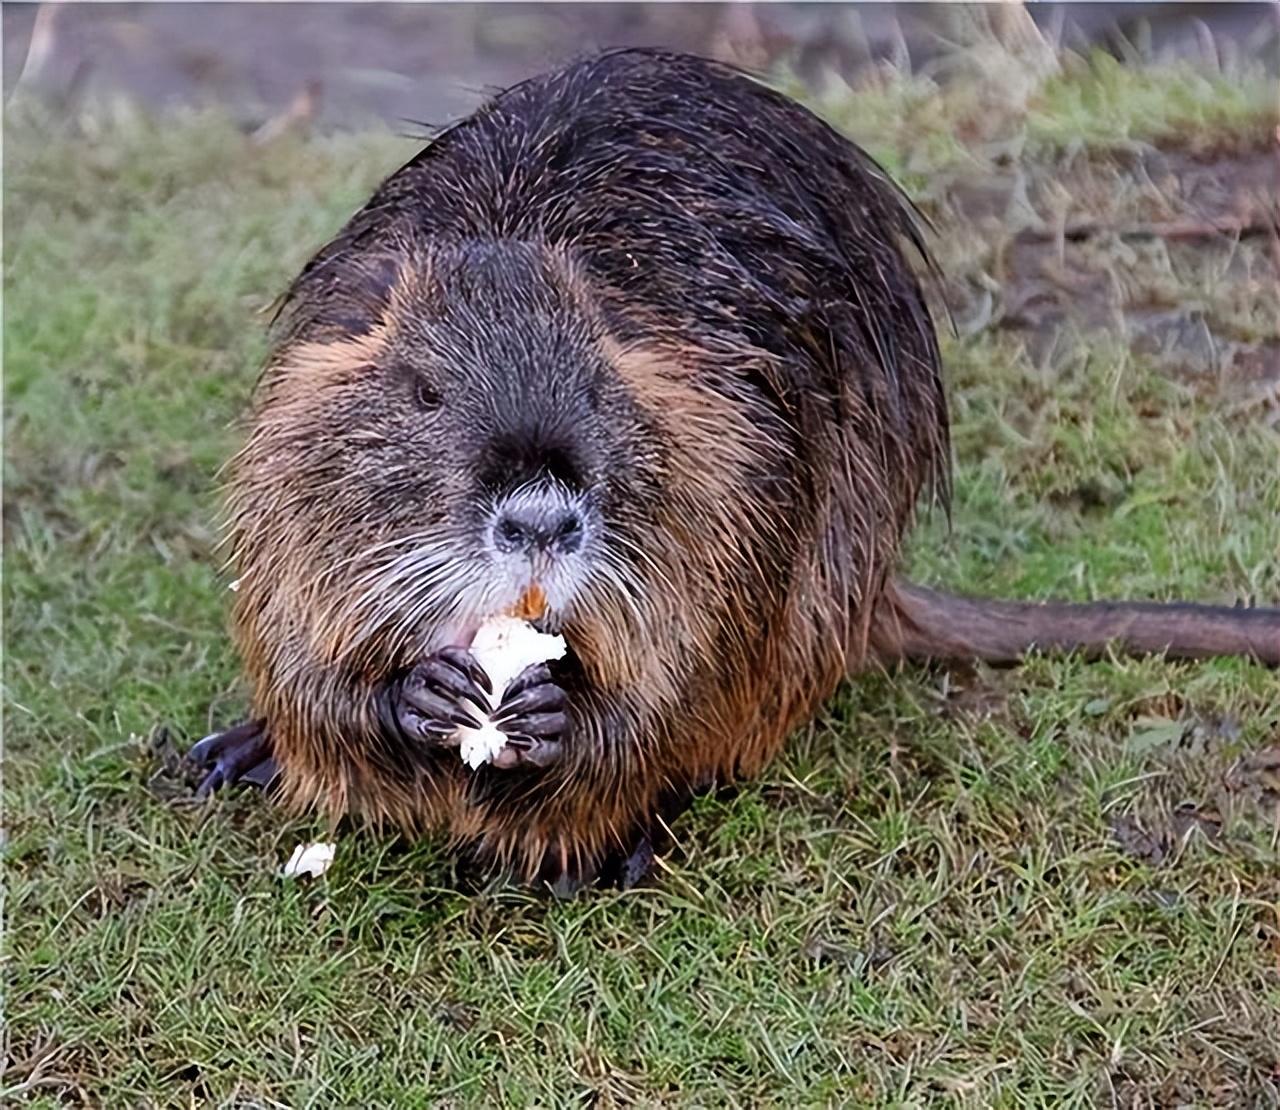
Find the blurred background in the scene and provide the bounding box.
[6,2,1278,131]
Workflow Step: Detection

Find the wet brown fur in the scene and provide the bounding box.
[220,49,1279,887]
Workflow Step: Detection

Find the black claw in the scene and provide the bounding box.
[402,683,485,728]
[423,717,466,740]
[522,738,563,768]
[492,661,569,746]
[492,682,565,722]
[497,710,568,739]
[480,661,571,770]
[384,647,496,749]
[491,736,563,770]
[398,708,463,744]
[502,661,551,700]
[417,656,490,715]
[196,766,226,799]
[189,719,262,765]
[240,757,281,789]
[437,645,493,696]
[619,837,656,890]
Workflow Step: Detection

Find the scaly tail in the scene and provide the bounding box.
[872,578,1280,667]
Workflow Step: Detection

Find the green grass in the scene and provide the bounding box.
[5,46,1280,1108]
[801,37,1277,190]
[1028,49,1278,154]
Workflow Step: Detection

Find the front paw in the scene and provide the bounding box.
[382,647,491,747]
[489,662,569,769]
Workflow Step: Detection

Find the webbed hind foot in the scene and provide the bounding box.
[187,718,278,797]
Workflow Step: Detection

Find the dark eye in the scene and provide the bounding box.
[415,379,442,411]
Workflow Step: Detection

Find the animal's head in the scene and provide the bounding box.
[228,237,791,704]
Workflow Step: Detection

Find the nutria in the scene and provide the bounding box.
[189,49,1280,892]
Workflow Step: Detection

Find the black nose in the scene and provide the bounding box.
[492,491,585,556]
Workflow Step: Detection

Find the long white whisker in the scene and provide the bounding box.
[608,530,679,601]
[307,530,441,593]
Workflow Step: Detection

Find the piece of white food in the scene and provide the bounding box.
[455,615,566,769]
[282,841,336,878]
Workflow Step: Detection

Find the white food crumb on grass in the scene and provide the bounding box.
[455,615,566,769]
[282,841,336,878]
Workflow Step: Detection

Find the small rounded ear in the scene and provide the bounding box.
[349,253,404,321]
[313,252,405,338]
[273,239,429,344]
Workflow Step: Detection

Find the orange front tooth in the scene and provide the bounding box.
[511,583,548,621]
